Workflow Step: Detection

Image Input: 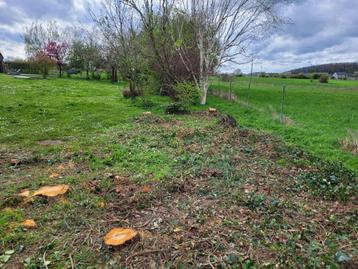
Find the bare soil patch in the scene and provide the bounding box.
[37,140,64,146]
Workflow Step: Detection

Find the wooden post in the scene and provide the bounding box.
[229,80,232,101]
[247,59,254,107]
[280,85,286,124]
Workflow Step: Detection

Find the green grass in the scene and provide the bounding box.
[209,76,358,173]
[0,75,171,149]
[0,74,357,268]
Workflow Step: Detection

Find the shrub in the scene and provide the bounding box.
[165,102,189,114]
[219,114,237,127]
[311,73,321,79]
[290,73,309,79]
[319,74,329,83]
[220,73,235,82]
[173,82,200,105]
[91,72,101,80]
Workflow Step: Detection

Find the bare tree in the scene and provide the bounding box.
[93,0,147,95]
[119,0,287,104]
[174,0,288,104]
[24,21,60,57]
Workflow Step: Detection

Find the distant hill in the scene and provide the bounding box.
[288,62,358,74]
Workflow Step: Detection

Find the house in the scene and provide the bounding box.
[0,52,4,73]
[332,72,348,80]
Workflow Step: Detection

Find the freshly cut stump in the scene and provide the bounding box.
[32,185,69,197]
[23,219,37,229]
[104,228,138,246]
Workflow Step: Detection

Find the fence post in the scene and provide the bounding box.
[229,80,232,102]
[280,85,286,124]
[247,59,254,107]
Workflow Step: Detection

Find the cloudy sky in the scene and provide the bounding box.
[1,0,358,73]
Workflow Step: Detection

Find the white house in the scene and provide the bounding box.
[332,72,348,80]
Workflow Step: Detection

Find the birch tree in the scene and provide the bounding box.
[120,0,287,104]
[175,0,288,104]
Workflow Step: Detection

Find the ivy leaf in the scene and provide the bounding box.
[0,254,11,263]
[335,251,351,263]
[5,250,15,255]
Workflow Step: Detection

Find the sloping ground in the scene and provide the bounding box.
[208,76,358,173]
[1,113,357,268]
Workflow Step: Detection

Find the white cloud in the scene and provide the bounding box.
[0,39,25,60]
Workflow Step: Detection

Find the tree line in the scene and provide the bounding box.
[289,62,358,75]
[23,0,289,106]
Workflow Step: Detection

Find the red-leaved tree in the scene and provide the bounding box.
[44,41,69,78]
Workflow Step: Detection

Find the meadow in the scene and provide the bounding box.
[209,76,358,173]
[0,74,357,268]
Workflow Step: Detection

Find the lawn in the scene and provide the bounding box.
[0,74,357,268]
[209,76,358,173]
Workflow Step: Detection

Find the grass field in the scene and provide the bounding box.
[0,74,357,268]
[209,76,358,173]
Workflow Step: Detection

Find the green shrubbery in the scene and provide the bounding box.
[174,82,200,105]
[290,73,309,79]
[165,82,199,114]
[319,74,329,83]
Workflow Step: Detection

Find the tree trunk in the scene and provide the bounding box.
[59,64,62,78]
[200,75,209,105]
[86,69,89,80]
[111,66,117,83]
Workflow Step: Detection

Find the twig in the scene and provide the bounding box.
[43,251,49,269]
[132,216,153,229]
[69,254,75,269]
[125,249,167,263]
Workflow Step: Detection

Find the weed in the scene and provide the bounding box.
[340,129,358,155]
[299,162,357,201]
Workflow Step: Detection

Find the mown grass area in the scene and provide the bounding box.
[0,75,357,268]
[209,76,358,173]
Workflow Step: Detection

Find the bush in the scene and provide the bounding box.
[290,73,309,79]
[91,72,101,80]
[173,82,200,106]
[220,73,235,82]
[319,74,329,83]
[165,102,189,114]
[311,73,321,79]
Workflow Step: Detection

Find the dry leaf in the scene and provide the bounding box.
[22,219,37,229]
[208,107,217,113]
[99,201,106,208]
[32,185,69,197]
[141,185,151,193]
[143,111,152,115]
[67,161,75,169]
[174,227,183,232]
[104,228,138,246]
[57,164,65,170]
[10,159,20,165]
[138,231,153,239]
[49,172,60,179]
